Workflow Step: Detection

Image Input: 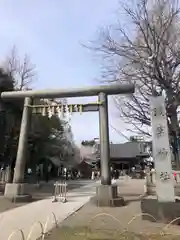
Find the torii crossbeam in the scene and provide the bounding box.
[1,83,135,205]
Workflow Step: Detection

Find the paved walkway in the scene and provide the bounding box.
[0,179,93,215]
[0,180,96,240]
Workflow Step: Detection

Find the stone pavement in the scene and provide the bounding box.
[29,179,93,199]
[0,180,96,240]
[0,179,92,215]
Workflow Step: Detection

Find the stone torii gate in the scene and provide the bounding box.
[1,83,134,205]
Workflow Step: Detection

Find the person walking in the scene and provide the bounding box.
[173,171,177,183]
[91,171,95,180]
[36,166,41,184]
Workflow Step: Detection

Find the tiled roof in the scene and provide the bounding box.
[109,142,147,158]
[80,142,149,161]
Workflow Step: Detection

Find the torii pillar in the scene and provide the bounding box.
[1,84,134,203]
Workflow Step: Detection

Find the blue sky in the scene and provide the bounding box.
[0,0,131,144]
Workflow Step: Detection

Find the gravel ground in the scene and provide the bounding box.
[43,179,180,240]
[0,195,24,212]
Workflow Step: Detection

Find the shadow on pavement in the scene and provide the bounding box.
[0,180,93,213]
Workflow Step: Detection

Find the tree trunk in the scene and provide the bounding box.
[170,112,180,169]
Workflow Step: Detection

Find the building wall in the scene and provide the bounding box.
[110,142,148,159]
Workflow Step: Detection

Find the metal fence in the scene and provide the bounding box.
[52,181,67,203]
[6,211,180,239]
[7,211,58,240]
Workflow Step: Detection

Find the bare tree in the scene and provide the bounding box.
[89,0,180,139]
[3,45,37,90]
